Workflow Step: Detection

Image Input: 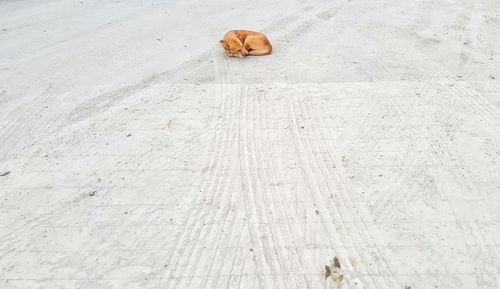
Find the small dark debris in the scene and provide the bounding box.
[301,126,305,129]
[324,265,331,279]
[0,171,10,177]
[490,75,495,80]
[315,210,320,215]
[405,286,412,289]
[124,211,128,215]
[126,134,132,137]
[88,190,96,196]
[333,256,341,269]
[249,248,253,252]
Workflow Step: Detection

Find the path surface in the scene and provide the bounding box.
[1,0,500,288]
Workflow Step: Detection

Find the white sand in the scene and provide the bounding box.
[1,0,499,288]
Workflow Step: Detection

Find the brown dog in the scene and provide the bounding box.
[219,30,272,58]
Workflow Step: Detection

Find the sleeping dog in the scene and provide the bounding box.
[219,30,272,58]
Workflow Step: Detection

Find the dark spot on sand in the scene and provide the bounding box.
[333,256,341,269]
[324,265,331,279]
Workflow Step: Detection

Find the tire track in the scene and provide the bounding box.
[289,95,381,289]
[254,87,311,289]
[285,93,372,287]
[247,86,301,289]
[238,85,268,289]
[291,89,401,288]
[0,84,55,161]
[198,85,246,289]
[144,52,236,288]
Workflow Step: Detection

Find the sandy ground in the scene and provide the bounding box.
[1,0,500,288]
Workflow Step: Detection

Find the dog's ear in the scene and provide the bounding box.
[219,39,228,48]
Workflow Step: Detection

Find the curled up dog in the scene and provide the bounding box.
[219,30,272,58]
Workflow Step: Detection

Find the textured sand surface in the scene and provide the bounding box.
[1,0,500,288]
